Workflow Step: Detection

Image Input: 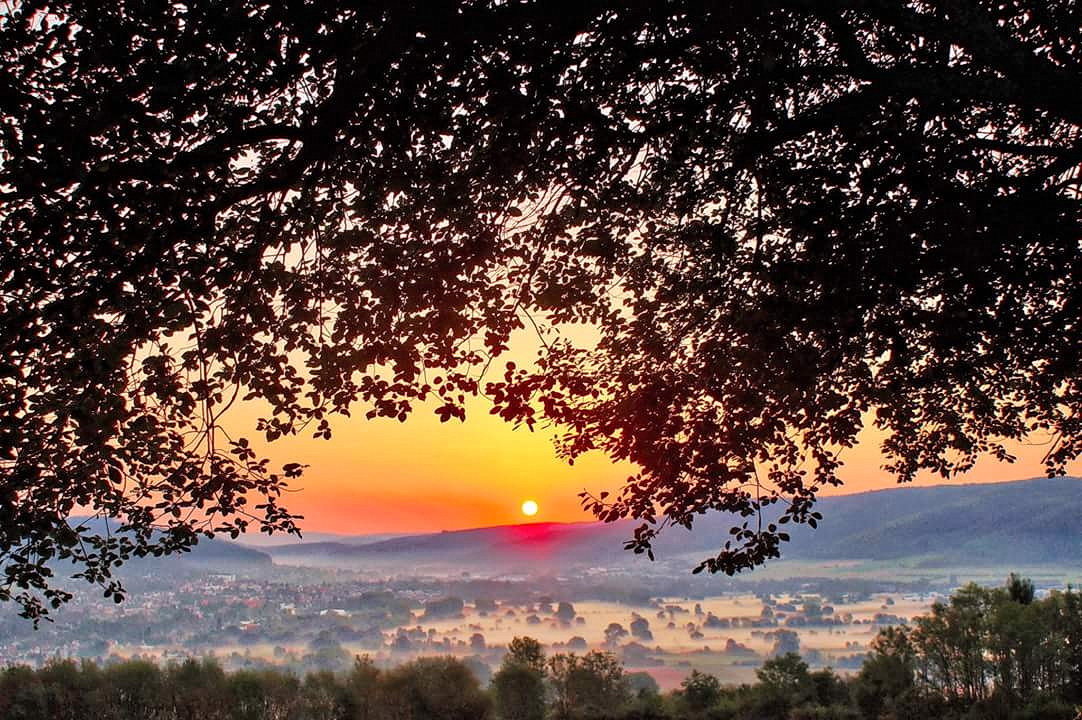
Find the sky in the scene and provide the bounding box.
[229,333,1076,537]
[247,407,1072,536]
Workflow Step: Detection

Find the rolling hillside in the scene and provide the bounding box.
[67,517,273,570]
[779,477,1082,564]
[255,477,1082,571]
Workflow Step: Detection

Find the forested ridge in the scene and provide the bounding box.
[3,578,1081,720]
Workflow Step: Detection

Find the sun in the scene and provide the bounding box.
[520,499,539,517]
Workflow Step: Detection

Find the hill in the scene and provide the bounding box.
[779,476,1082,565]
[263,520,633,573]
[67,517,273,571]
[237,530,405,547]
[255,477,1082,572]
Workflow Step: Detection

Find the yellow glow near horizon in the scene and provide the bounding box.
[223,327,1079,537]
[521,499,539,517]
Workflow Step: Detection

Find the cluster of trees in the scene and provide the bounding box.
[0,655,488,720]
[3,0,1081,621]
[491,637,646,720]
[860,576,1082,719]
[4,578,1082,719]
[670,579,1082,720]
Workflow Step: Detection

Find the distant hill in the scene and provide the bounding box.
[263,520,634,573]
[255,477,1082,572]
[779,476,1082,565]
[67,517,272,570]
[656,476,1082,565]
[237,530,404,547]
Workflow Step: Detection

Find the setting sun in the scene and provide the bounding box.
[520,499,539,517]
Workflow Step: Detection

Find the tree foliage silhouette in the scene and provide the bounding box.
[1,1,1080,619]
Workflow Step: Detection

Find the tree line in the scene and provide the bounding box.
[3,578,1081,719]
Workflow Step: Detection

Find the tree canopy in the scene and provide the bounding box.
[1,1,1080,619]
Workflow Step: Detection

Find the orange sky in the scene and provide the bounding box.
[224,323,1077,536]
[231,392,1074,538]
